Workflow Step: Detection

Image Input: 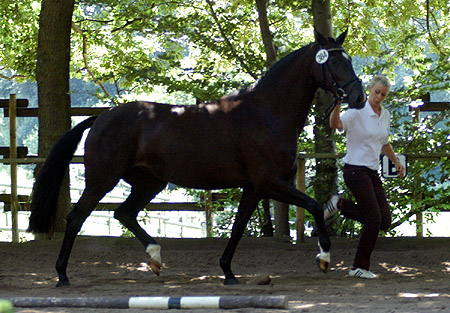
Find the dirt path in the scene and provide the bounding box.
[1,236,449,312]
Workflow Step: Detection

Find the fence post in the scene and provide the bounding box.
[296,158,306,243]
[204,190,213,237]
[412,107,423,237]
[9,94,19,243]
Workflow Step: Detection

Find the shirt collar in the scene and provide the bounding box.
[364,100,384,117]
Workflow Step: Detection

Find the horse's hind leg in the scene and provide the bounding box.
[55,187,109,287]
[220,188,261,285]
[114,179,167,275]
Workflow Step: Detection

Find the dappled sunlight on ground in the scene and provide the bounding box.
[330,260,351,272]
[190,275,223,282]
[398,292,449,298]
[289,301,328,310]
[379,262,423,276]
[24,273,53,286]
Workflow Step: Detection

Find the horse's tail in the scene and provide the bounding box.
[28,115,98,234]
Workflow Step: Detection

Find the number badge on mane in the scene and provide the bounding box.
[315,49,329,64]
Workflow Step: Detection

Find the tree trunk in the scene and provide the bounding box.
[273,201,290,238]
[311,0,338,205]
[36,0,75,234]
[255,0,280,237]
[255,0,277,67]
[260,199,273,237]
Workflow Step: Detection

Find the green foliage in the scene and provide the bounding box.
[384,89,449,234]
[71,0,264,101]
[0,1,39,80]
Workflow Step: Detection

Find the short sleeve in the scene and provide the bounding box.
[340,109,359,132]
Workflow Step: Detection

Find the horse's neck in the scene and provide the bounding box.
[256,51,318,119]
[240,49,319,140]
[258,80,317,137]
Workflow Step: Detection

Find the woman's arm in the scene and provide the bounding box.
[329,102,343,130]
[382,143,405,178]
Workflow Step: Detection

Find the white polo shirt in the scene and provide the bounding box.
[340,101,390,171]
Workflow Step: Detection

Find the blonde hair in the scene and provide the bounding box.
[369,75,391,89]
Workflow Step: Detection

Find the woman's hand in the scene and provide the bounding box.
[329,102,343,130]
[382,143,405,179]
[394,160,405,178]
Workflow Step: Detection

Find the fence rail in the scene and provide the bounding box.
[1,152,448,242]
[1,94,448,242]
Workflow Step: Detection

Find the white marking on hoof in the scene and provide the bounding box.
[318,241,330,263]
[146,244,161,265]
[146,244,162,275]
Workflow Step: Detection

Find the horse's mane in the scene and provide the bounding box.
[208,42,314,110]
[235,43,313,100]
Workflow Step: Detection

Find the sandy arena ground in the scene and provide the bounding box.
[0,236,449,312]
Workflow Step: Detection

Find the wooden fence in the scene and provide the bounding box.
[0,95,217,242]
[1,94,448,243]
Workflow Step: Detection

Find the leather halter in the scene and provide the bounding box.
[317,46,361,124]
[320,47,361,102]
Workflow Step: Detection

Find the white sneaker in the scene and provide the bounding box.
[349,268,378,279]
[324,195,340,220]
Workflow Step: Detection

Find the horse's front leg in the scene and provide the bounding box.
[220,188,260,285]
[262,179,331,272]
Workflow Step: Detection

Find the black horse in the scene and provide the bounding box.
[28,29,365,287]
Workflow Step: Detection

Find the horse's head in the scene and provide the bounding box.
[313,29,365,109]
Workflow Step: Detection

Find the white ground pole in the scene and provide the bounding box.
[5,296,288,310]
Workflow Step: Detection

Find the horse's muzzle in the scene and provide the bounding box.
[347,80,365,109]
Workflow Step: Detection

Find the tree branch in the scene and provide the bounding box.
[425,0,447,58]
[205,0,258,80]
[111,18,143,33]
[71,22,117,103]
[390,210,417,230]
[0,71,26,81]
[73,18,113,24]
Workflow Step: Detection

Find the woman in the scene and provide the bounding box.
[325,75,405,279]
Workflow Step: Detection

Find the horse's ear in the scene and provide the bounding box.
[336,29,348,45]
[314,27,328,46]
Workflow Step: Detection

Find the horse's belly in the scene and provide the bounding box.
[147,156,247,190]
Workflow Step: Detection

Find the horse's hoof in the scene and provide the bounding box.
[223,277,239,285]
[149,260,161,276]
[56,280,70,287]
[316,254,329,273]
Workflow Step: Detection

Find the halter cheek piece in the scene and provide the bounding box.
[316,47,361,102]
[315,46,361,123]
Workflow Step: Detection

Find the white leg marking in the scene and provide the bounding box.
[318,241,330,263]
[146,244,161,265]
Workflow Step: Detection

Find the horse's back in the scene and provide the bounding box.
[85,100,298,189]
[83,101,250,189]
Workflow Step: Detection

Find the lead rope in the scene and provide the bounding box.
[314,46,361,126]
[317,77,361,125]
[317,96,341,126]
